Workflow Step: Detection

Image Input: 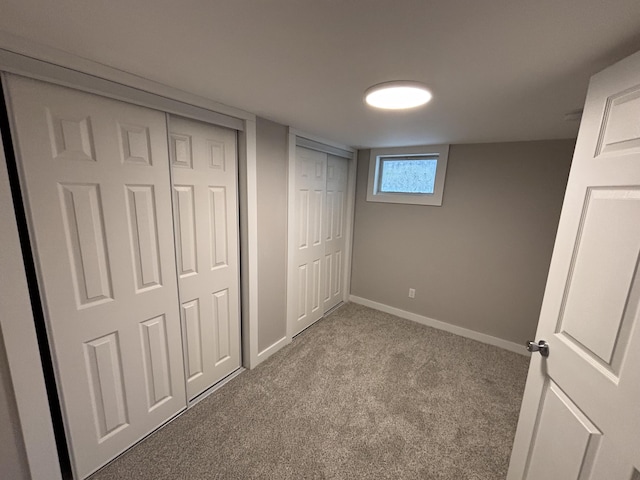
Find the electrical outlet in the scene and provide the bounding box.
[408,288,416,298]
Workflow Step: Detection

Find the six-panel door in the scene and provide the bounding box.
[507,50,640,479]
[292,147,327,335]
[323,154,349,313]
[292,146,350,336]
[169,115,241,400]
[7,73,350,478]
[5,75,187,479]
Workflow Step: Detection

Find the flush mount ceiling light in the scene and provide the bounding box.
[364,81,432,110]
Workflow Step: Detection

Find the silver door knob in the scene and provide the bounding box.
[526,340,549,357]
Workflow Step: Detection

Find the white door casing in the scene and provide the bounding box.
[291,146,327,335]
[0,43,262,480]
[169,115,241,400]
[5,75,187,479]
[507,51,640,479]
[323,154,349,313]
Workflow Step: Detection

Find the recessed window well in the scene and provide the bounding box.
[367,144,449,206]
[364,81,432,110]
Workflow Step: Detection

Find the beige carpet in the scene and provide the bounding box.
[90,303,529,480]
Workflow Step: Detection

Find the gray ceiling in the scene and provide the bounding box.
[1,0,639,148]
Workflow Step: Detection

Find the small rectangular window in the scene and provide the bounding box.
[378,157,438,194]
[366,144,449,206]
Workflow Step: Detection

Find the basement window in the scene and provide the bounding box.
[366,144,449,206]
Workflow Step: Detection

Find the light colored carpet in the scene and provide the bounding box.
[90,303,529,480]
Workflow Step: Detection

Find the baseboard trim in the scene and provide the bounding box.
[349,295,528,356]
[256,335,290,363]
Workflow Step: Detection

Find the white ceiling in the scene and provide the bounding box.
[1,0,639,148]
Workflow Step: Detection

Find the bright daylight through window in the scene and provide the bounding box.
[367,145,449,206]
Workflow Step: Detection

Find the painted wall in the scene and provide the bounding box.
[0,138,31,480]
[256,117,288,352]
[0,328,29,480]
[0,114,292,480]
[350,140,574,344]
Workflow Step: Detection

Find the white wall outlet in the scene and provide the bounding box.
[408,288,416,298]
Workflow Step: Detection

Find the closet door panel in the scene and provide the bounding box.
[323,154,349,312]
[292,146,327,335]
[5,75,186,479]
[169,115,241,400]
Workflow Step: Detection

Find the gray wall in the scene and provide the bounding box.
[0,116,292,480]
[256,117,288,352]
[0,328,29,480]
[0,148,30,479]
[350,140,574,344]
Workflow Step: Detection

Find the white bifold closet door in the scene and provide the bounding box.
[323,154,349,313]
[5,75,187,479]
[292,146,349,336]
[168,115,241,400]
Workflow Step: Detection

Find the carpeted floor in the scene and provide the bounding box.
[90,303,530,480]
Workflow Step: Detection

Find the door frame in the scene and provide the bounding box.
[285,128,357,341]
[0,32,261,480]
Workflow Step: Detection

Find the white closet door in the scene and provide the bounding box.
[323,154,349,313]
[169,115,241,400]
[292,146,327,335]
[5,75,186,479]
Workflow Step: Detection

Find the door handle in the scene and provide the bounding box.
[526,340,549,357]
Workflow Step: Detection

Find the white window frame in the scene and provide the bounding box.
[366,144,449,206]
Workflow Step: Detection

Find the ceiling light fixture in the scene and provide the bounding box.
[364,81,432,110]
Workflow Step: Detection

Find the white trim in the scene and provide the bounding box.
[257,336,290,360]
[366,144,449,206]
[285,131,298,341]
[238,119,261,369]
[0,35,262,478]
[342,151,358,304]
[289,128,356,155]
[295,136,353,159]
[0,30,254,122]
[0,130,61,480]
[0,50,244,131]
[349,295,529,356]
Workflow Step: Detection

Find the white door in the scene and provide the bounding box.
[5,75,186,479]
[291,146,327,335]
[507,51,640,479]
[169,115,241,400]
[323,154,349,312]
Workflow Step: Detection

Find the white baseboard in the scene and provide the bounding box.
[255,335,290,364]
[349,295,529,356]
